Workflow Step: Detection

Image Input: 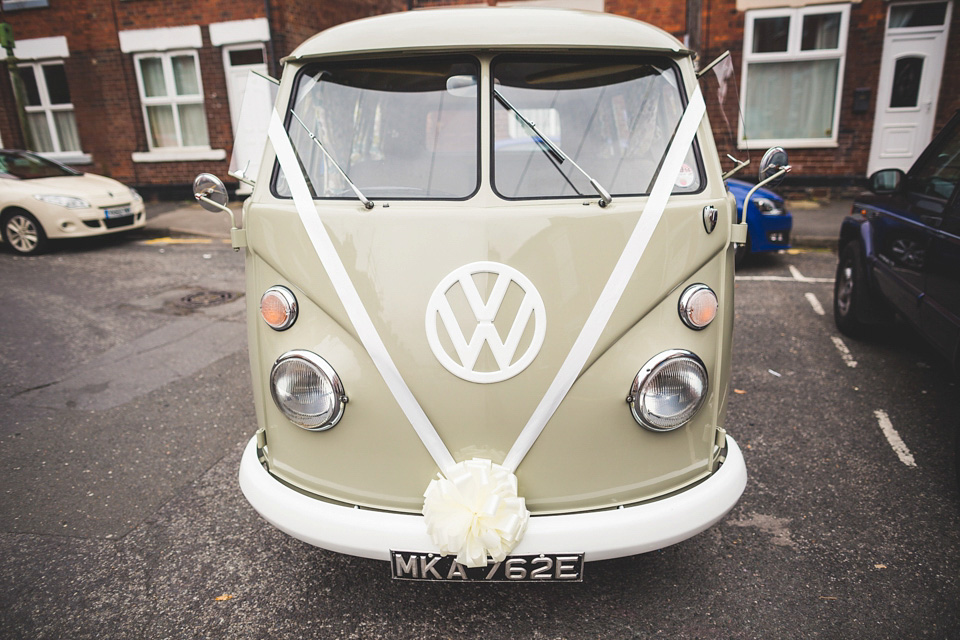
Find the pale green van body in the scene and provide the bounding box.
[233,7,746,565]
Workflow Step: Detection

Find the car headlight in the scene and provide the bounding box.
[129,188,143,203]
[678,284,718,330]
[628,350,708,432]
[754,197,784,215]
[270,350,346,431]
[33,194,90,209]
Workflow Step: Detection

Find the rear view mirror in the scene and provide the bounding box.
[869,168,904,194]
[446,75,478,98]
[193,173,229,213]
[758,147,789,187]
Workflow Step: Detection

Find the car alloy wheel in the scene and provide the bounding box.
[835,263,854,317]
[3,211,47,255]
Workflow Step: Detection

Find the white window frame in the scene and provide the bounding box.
[132,49,212,153]
[16,59,84,159]
[738,3,851,149]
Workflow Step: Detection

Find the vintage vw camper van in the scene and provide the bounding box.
[195,7,788,581]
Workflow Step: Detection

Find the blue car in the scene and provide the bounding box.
[726,178,793,265]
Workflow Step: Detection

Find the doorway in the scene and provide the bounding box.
[867,1,953,175]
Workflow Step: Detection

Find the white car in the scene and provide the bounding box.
[0,150,146,255]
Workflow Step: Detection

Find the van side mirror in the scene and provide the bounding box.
[758,147,789,187]
[194,173,229,213]
[193,172,245,249]
[869,168,904,194]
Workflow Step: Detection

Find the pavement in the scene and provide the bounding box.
[143,196,854,250]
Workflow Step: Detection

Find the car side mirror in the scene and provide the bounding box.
[869,168,904,194]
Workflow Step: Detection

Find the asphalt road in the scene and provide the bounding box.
[1,233,958,639]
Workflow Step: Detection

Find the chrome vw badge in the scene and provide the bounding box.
[426,261,546,384]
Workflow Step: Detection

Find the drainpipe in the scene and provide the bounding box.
[1,21,36,150]
[264,0,279,78]
[686,0,703,56]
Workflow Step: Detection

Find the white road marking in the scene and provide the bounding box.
[874,409,917,467]
[789,265,812,281]
[736,275,834,283]
[805,292,825,316]
[830,335,858,368]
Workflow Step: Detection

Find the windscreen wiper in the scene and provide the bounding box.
[289,110,374,210]
[493,90,613,207]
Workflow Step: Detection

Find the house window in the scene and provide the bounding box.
[740,3,850,149]
[133,51,210,150]
[16,61,81,154]
[0,0,50,10]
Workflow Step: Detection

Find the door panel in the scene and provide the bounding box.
[867,1,952,174]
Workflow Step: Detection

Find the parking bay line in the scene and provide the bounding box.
[805,292,826,316]
[735,275,833,283]
[874,409,917,467]
[830,335,858,368]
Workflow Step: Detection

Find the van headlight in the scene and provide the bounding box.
[628,350,708,432]
[270,350,347,430]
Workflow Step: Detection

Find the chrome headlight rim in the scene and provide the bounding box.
[269,350,346,431]
[628,349,709,432]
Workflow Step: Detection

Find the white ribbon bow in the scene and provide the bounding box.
[422,458,530,568]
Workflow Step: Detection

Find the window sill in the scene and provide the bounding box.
[738,139,839,150]
[39,152,93,165]
[132,148,227,163]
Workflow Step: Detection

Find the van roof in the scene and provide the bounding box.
[285,8,689,62]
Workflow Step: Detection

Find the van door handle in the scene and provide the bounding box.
[920,215,942,228]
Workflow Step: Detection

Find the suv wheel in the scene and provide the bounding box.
[834,241,874,338]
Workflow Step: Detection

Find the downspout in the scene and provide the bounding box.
[264,0,279,78]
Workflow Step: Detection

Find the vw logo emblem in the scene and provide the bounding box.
[426,261,546,384]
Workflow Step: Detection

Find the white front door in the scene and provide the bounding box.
[222,44,268,135]
[867,1,952,175]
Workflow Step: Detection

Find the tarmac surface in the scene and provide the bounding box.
[144,196,854,250]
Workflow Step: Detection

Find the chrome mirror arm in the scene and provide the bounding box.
[722,155,750,181]
[197,194,237,228]
[739,165,791,224]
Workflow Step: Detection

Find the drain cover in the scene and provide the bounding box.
[176,290,238,309]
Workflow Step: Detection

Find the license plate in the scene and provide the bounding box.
[104,206,132,219]
[390,551,584,582]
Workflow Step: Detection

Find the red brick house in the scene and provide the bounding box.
[1,0,956,197]
[0,0,405,197]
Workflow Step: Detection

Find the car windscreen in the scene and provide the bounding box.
[0,151,82,180]
[275,56,480,201]
[491,54,703,200]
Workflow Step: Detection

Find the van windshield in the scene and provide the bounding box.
[492,55,702,199]
[278,56,480,200]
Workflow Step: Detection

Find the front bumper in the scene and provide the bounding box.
[238,435,747,562]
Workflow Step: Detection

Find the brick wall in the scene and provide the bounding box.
[2,0,956,196]
[0,0,403,196]
[692,0,960,195]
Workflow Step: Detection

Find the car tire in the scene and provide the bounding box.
[2,209,48,255]
[834,241,874,338]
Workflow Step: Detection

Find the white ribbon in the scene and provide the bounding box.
[268,86,706,563]
[268,112,456,474]
[502,86,706,472]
